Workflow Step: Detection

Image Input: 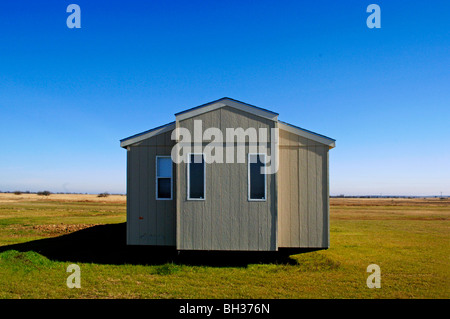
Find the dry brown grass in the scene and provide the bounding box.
[330,197,450,221]
[3,193,447,206]
[0,193,126,204]
[331,197,450,207]
[0,193,448,298]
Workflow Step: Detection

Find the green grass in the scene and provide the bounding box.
[0,197,448,299]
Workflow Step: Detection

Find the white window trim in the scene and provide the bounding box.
[248,153,267,202]
[156,155,173,200]
[187,153,206,201]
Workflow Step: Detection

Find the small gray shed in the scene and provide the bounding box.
[120,98,335,251]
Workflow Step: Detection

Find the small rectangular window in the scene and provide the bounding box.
[188,154,205,200]
[248,154,266,201]
[156,156,172,200]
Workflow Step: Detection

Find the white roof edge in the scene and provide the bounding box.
[278,122,336,149]
[175,98,279,122]
[120,122,175,148]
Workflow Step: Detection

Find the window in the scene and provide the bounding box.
[187,153,205,200]
[248,153,266,201]
[156,156,172,200]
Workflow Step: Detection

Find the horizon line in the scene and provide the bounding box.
[0,191,448,198]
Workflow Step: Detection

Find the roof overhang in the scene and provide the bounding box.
[120,121,175,148]
[278,121,336,149]
[119,98,335,150]
[175,97,279,122]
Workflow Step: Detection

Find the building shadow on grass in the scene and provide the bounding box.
[0,223,321,267]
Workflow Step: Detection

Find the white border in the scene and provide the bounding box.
[187,153,206,201]
[248,153,267,202]
[156,155,173,200]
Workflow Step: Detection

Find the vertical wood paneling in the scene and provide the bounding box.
[177,106,276,251]
[203,111,214,250]
[220,109,232,250]
[164,131,176,246]
[191,200,202,250]
[126,109,331,250]
[126,149,132,244]
[128,147,139,244]
[233,110,250,251]
[147,146,157,245]
[278,130,289,247]
[298,141,309,246]
[325,150,330,247]
[167,158,176,245]
[247,115,259,251]
[277,130,329,249]
[224,109,240,250]
[261,119,273,250]
[176,121,181,249]
[247,116,259,251]
[209,110,221,250]
[307,145,317,247]
[315,146,323,247]
[229,140,240,249]
[138,145,148,245]
[270,121,278,251]
[126,130,176,247]
[155,134,166,245]
[179,156,187,249]
[289,135,299,247]
[180,118,191,249]
[165,142,174,242]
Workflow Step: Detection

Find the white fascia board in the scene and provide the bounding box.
[278,122,336,149]
[175,98,278,122]
[120,122,175,148]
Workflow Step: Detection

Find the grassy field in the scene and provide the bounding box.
[0,193,448,299]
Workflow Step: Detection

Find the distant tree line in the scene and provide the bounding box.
[97,192,110,198]
[37,191,51,196]
[331,195,447,199]
[11,190,52,196]
[2,191,125,196]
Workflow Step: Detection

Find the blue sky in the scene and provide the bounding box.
[0,0,449,195]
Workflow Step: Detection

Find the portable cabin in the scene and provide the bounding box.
[120,97,335,251]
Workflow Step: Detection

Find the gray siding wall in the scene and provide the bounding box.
[176,106,278,251]
[278,129,330,248]
[126,130,176,246]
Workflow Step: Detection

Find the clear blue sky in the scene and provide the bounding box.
[0,1,449,195]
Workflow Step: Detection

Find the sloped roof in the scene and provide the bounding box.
[278,120,335,149]
[120,98,335,149]
[120,121,175,148]
[174,97,279,121]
